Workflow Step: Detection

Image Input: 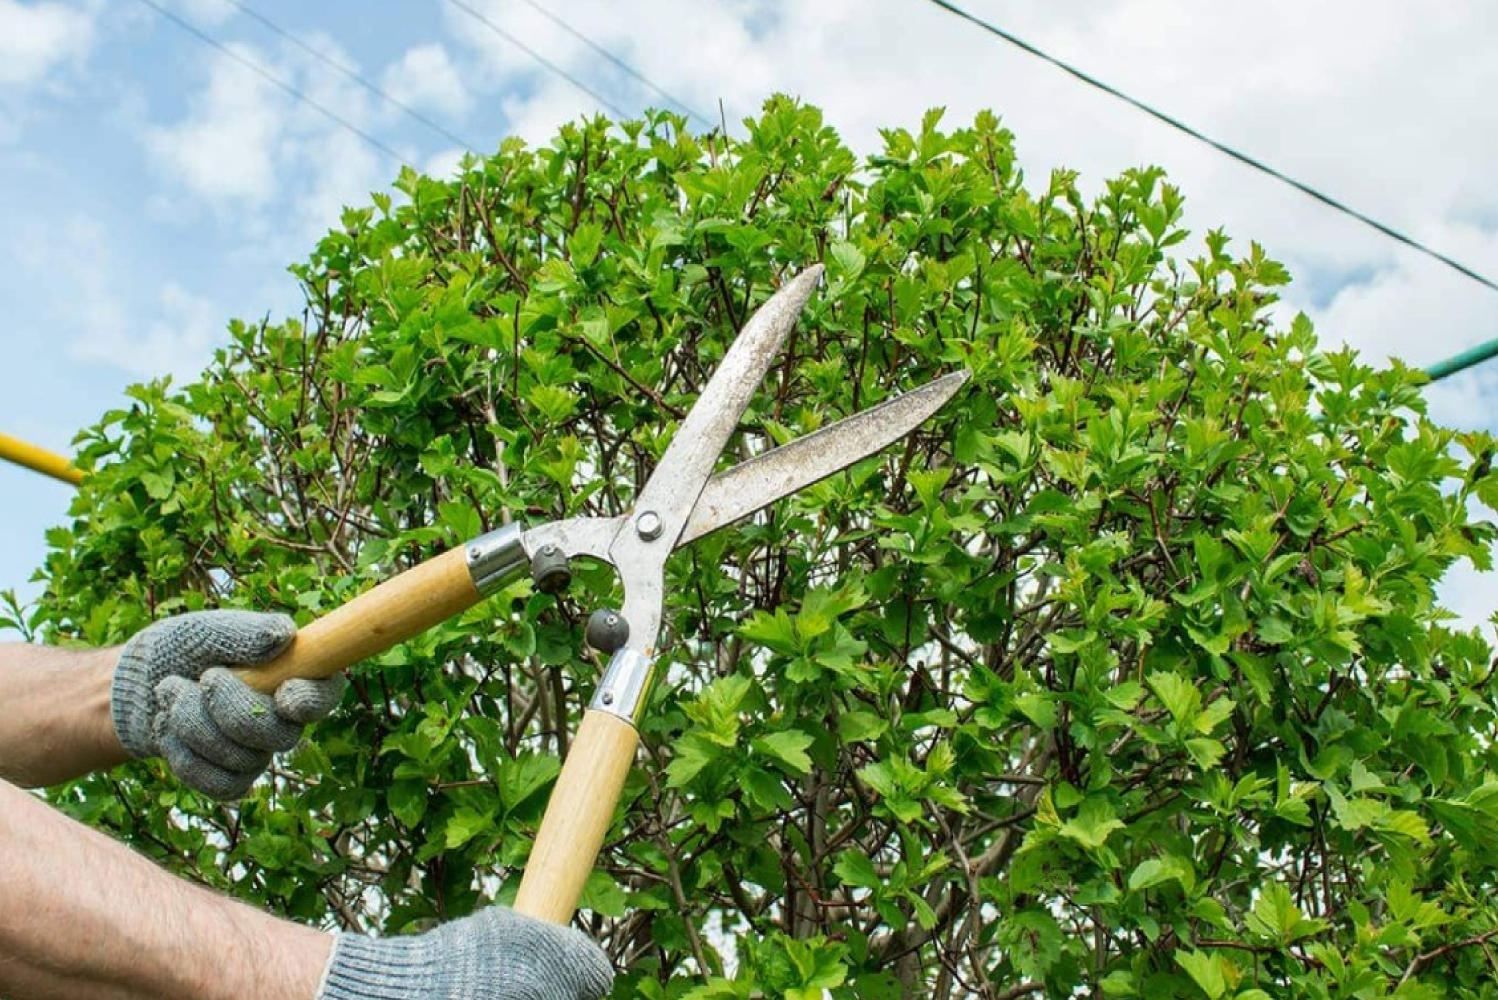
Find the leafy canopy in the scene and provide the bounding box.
[22,97,1498,999]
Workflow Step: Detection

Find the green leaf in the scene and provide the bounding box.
[838,710,888,742]
[443,805,493,849]
[497,754,560,812]
[829,240,866,280]
[741,608,800,655]
[833,849,879,889]
[782,938,848,999]
[1129,854,1195,893]
[1059,799,1124,850]
[1175,949,1228,1000]
[526,384,580,423]
[666,733,722,789]
[1015,692,1057,729]
[1148,671,1201,728]
[796,581,868,640]
[741,765,795,811]
[1104,681,1143,710]
[568,220,604,266]
[387,780,427,827]
[1245,882,1326,944]
[579,870,628,917]
[753,729,814,776]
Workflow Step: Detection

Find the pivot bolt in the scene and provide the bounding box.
[585,608,630,654]
[636,510,663,541]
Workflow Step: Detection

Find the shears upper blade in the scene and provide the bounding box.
[618,265,825,557]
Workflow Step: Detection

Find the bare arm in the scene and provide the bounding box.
[0,643,130,787]
[0,776,331,1000]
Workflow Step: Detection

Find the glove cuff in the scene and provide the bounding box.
[110,634,159,760]
[316,933,432,1000]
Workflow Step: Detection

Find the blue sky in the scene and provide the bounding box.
[5,0,1498,634]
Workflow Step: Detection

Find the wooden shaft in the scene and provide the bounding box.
[235,547,481,693]
[514,709,640,924]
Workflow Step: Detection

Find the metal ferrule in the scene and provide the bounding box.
[590,648,658,727]
[464,523,528,596]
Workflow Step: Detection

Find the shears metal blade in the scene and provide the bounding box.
[520,265,968,686]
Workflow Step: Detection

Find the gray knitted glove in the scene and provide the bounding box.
[110,610,345,800]
[318,907,614,1000]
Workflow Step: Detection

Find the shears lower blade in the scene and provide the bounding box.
[679,369,971,545]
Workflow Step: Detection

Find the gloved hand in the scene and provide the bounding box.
[318,907,614,1000]
[110,610,344,800]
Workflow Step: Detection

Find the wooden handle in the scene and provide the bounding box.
[514,709,640,923]
[235,547,482,694]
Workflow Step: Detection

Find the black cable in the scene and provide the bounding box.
[511,0,712,128]
[441,0,631,121]
[214,0,481,152]
[131,0,410,167]
[921,0,1498,297]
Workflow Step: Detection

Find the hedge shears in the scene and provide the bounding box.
[236,264,969,923]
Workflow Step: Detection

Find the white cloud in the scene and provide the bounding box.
[498,74,608,145]
[5,210,224,383]
[69,282,223,383]
[440,0,744,127]
[423,145,467,179]
[294,124,385,231]
[1426,368,1498,436]
[0,0,95,88]
[1303,261,1498,380]
[20,214,220,381]
[382,42,472,120]
[281,34,393,233]
[144,42,286,205]
[142,34,399,248]
[170,0,235,28]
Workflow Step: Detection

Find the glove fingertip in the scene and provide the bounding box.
[577,940,616,999]
[153,673,197,707]
[189,609,298,665]
[245,611,297,661]
[159,730,259,801]
[199,663,244,688]
[275,674,347,723]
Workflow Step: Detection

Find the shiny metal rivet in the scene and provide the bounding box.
[636,511,663,541]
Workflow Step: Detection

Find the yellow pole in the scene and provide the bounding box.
[0,431,83,486]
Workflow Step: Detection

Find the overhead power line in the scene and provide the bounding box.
[510,0,712,128]
[920,0,1498,298]
[213,0,480,152]
[132,0,411,167]
[442,0,630,121]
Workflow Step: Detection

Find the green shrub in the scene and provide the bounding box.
[28,96,1498,998]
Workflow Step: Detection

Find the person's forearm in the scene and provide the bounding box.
[0,643,130,786]
[0,777,332,1000]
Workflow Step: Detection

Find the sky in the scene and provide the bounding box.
[4,0,1498,636]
